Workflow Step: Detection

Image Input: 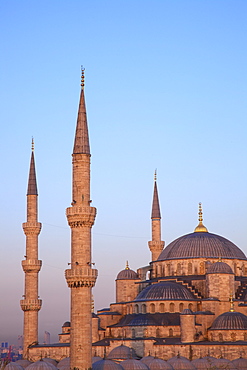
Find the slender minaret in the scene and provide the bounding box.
[20,140,42,358]
[148,172,164,261]
[65,68,97,370]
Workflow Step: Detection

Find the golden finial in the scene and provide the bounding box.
[154,169,157,182]
[31,137,34,152]
[218,256,222,262]
[81,66,85,90]
[229,293,235,312]
[125,261,130,270]
[194,202,208,233]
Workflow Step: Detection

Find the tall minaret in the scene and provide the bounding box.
[148,172,164,261]
[65,68,97,370]
[20,140,42,358]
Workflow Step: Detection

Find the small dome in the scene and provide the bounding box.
[93,360,124,370]
[167,356,195,370]
[5,364,24,370]
[135,282,195,301]
[140,356,155,365]
[181,309,193,315]
[121,359,148,370]
[57,358,70,369]
[116,263,138,280]
[192,357,215,370]
[62,321,70,327]
[93,357,103,364]
[212,358,236,370]
[15,361,32,369]
[158,232,246,261]
[26,361,57,370]
[42,359,57,367]
[149,359,173,370]
[207,261,233,274]
[107,345,138,361]
[232,357,247,370]
[210,311,247,330]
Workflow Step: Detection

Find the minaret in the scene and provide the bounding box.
[148,172,164,261]
[65,68,97,370]
[20,140,42,358]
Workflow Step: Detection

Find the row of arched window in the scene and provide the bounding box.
[110,327,175,339]
[126,302,198,314]
[210,332,247,342]
[153,262,247,277]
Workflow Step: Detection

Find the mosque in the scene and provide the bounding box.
[20,71,247,367]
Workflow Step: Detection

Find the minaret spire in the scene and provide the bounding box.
[73,67,90,155]
[20,141,42,358]
[148,172,164,262]
[65,70,97,370]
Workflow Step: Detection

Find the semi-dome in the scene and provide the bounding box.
[121,359,148,370]
[140,356,155,366]
[116,262,139,280]
[207,261,234,274]
[158,232,246,261]
[57,358,70,369]
[210,311,247,330]
[107,345,138,361]
[93,360,124,370]
[135,282,195,301]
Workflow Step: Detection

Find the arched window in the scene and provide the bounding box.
[219,333,223,342]
[127,306,130,314]
[144,328,148,337]
[141,304,146,314]
[150,303,155,313]
[123,329,126,338]
[188,263,192,275]
[156,328,160,337]
[132,329,135,338]
[117,330,121,338]
[135,304,139,314]
[170,303,175,313]
[130,305,133,314]
[167,264,171,276]
[179,303,184,312]
[200,262,205,274]
[197,302,202,311]
[159,303,165,313]
[177,263,181,275]
[231,332,236,341]
[234,263,237,274]
[169,328,173,337]
[188,303,193,311]
[244,333,247,341]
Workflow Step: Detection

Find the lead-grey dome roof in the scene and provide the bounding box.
[107,345,138,361]
[121,360,148,370]
[207,261,234,274]
[158,232,245,261]
[116,268,138,280]
[93,360,124,370]
[135,282,195,301]
[210,311,247,330]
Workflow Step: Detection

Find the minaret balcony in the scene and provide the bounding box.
[22,222,42,235]
[66,206,96,228]
[148,240,165,251]
[22,259,42,273]
[65,267,98,288]
[20,298,42,311]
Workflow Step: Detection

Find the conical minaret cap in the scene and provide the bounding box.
[27,141,38,195]
[151,172,161,219]
[73,68,90,155]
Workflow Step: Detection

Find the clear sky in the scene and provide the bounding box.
[0,0,247,345]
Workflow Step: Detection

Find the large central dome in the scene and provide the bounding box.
[158,232,246,261]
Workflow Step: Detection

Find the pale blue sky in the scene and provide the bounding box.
[0,0,247,344]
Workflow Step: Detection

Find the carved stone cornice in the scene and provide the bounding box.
[22,259,42,273]
[66,206,96,228]
[148,240,165,251]
[20,299,42,312]
[22,222,42,236]
[65,267,98,288]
